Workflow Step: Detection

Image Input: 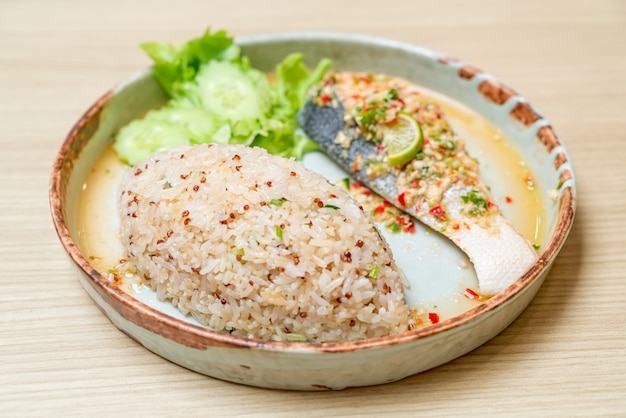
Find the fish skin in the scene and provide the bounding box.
[298,100,400,199]
[299,99,537,295]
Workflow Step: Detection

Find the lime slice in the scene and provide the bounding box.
[381,113,423,167]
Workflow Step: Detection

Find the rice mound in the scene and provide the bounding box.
[119,143,411,342]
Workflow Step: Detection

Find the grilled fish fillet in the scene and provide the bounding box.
[299,71,537,295]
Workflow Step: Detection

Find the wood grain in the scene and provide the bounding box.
[1,0,625,415]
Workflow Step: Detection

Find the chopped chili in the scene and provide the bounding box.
[464,288,480,300]
[428,312,440,324]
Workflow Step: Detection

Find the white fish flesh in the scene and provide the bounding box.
[298,71,537,295]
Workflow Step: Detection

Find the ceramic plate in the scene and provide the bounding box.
[50,32,575,390]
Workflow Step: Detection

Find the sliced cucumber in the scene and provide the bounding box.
[113,115,190,165]
[194,61,272,122]
[114,106,231,165]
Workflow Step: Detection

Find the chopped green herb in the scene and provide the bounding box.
[232,247,246,264]
[442,140,456,151]
[429,129,445,141]
[275,225,283,240]
[461,190,487,211]
[443,157,455,167]
[324,204,340,210]
[389,88,399,100]
[386,221,401,233]
[270,198,287,206]
[532,243,541,250]
[360,106,386,128]
[286,333,307,342]
[369,262,379,280]
[342,177,351,190]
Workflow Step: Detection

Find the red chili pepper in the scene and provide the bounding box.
[429,204,446,220]
[376,145,385,153]
[374,200,391,214]
[319,93,332,104]
[398,192,407,207]
[505,196,513,204]
[396,216,416,234]
[428,312,440,324]
[375,204,386,215]
[464,288,480,300]
[397,97,405,106]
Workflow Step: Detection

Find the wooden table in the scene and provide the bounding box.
[2,0,625,415]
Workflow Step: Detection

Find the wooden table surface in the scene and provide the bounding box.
[2,0,625,416]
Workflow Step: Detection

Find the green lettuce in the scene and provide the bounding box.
[114,29,331,165]
[139,29,238,97]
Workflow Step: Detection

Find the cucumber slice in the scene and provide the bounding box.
[156,107,220,144]
[114,106,229,165]
[194,61,272,122]
[114,116,190,165]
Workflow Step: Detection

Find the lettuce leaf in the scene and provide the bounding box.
[140,29,239,97]
[256,53,332,159]
[275,52,332,111]
[114,29,331,165]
